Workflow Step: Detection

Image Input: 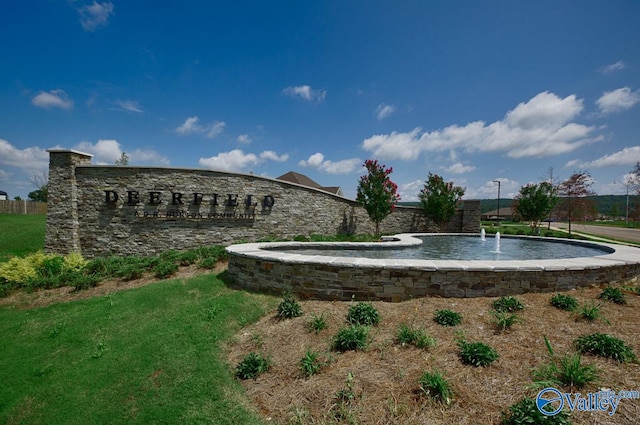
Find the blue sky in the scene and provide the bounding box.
[2,1,640,201]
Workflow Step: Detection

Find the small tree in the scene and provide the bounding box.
[556,171,595,234]
[28,172,48,203]
[115,152,130,166]
[514,182,558,234]
[419,173,465,232]
[356,159,401,236]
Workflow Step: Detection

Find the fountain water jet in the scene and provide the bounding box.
[480,228,486,241]
[492,232,501,253]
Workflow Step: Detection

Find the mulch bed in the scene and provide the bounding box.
[227,285,640,425]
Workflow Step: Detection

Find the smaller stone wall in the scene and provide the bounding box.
[227,235,640,301]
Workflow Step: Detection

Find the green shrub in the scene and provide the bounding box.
[277,292,303,319]
[418,370,453,404]
[550,294,578,311]
[71,272,101,291]
[491,310,522,332]
[457,336,499,367]
[501,397,572,425]
[37,256,65,278]
[306,313,327,334]
[577,302,608,323]
[346,302,380,326]
[434,309,462,326]
[235,352,270,380]
[0,253,43,285]
[197,257,218,269]
[177,250,200,266]
[333,325,369,352]
[598,286,626,305]
[396,324,436,349]
[153,261,178,279]
[574,333,637,363]
[299,349,329,378]
[117,264,146,281]
[63,252,88,272]
[532,336,599,389]
[492,296,524,313]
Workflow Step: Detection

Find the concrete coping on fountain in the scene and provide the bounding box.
[226,233,639,272]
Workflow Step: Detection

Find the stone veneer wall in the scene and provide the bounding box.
[45,150,480,257]
[227,238,640,301]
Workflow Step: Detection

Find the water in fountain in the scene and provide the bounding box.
[492,232,501,253]
[480,228,486,241]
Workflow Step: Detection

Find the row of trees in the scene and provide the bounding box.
[356,160,640,237]
[356,160,464,235]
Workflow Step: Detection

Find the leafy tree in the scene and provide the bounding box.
[115,152,130,166]
[419,173,465,232]
[514,182,557,233]
[556,171,595,234]
[13,196,22,201]
[28,187,48,203]
[356,159,401,236]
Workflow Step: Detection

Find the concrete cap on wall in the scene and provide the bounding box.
[46,148,94,157]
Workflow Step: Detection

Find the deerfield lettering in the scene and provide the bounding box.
[104,190,275,208]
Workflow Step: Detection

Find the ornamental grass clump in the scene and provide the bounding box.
[598,286,626,305]
[434,309,462,326]
[277,292,303,319]
[532,337,599,389]
[235,352,270,380]
[396,324,436,349]
[418,370,453,405]
[333,325,369,352]
[501,397,572,425]
[550,293,578,311]
[456,333,499,367]
[492,296,524,313]
[574,333,637,363]
[346,301,380,326]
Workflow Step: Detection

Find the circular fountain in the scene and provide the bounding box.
[226,232,640,301]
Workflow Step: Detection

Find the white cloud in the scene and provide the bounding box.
[0,139,49,172]
[259,150,289,162]
[74,139,169,165]
[375,103,395,120]
[237,134,252,144]
[565,146,640,169]
[600,61,625,74]
[113,99,143,114]
[398,179,423,202]
[443,162,476,174]
[78,1,115,31]
[362,91,596,160]
[299,152,361,174]
[470,178,521,199]
[175,116,226,138]
[75,139,122,164]
[199,149,288,172]
[596,87,640,115]
[129,149,170,165]
[282,85,326,102]
[32,89,74,110]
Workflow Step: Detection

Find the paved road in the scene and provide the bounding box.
[552,223,640,243]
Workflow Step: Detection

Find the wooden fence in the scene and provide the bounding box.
[0,200,47,215]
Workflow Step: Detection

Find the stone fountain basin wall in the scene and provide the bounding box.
[226,234,640,302]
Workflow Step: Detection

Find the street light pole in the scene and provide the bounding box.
[493,180,501,225]
[614,180,630,222]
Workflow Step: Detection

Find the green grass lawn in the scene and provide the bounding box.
[0,273,277,424]
[0,214,46,261]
